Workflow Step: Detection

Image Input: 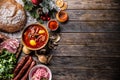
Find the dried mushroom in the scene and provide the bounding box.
[50,34,61,43]
[54,34,61,43]
[48,33,60,49]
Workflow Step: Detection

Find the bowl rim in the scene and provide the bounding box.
[22,23,49,50]
[56,10,68,22]
[29,64,52,80]
[47,19,59,31]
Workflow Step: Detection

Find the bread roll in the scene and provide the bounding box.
[0,0,26,33]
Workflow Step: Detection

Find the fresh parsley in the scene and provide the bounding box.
[0,50,17,80]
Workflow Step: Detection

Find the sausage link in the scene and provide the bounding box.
[21,61,36,80]
[14,55,29,77]
[13,56,33,80]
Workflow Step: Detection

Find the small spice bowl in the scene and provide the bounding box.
[56,10,68,23]
[48,19,59,31]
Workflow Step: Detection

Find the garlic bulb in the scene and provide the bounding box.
[35,53,48,64]
[22,46,31,54]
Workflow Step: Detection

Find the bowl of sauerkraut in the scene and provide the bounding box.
[29,64,52,80]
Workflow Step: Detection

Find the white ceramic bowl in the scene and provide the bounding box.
[29,64,52,80]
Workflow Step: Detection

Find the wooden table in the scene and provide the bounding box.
[2,0,120,80]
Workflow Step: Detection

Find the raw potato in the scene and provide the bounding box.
[30,40,36,46]
[22,46,31,54]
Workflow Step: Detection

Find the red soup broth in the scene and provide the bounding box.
[23,24,48,49]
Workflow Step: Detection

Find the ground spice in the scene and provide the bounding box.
[56,10,68,22]
[59,11,66,19]
[48,20,58,31]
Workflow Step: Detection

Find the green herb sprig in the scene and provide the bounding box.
[0,50,17,80]
[22,0,58,23]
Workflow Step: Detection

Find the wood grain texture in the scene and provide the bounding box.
[66,0,120,10]
[26,54,120,80]
[50,68,120,80]
[51,33,120,57]
[49,57,120,69]
[50,45,120,57]
[59,33,120,44]
[67,10,120,21]
[60,21,120,32]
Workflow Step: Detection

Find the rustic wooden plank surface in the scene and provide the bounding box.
[51,0,120,79]
[59,33,120,44]
[67,0,120,10]
[60,21,120,32]
[50,68,120,80]
[46,57,120,69]
[67,10,120,21]
[50,45,120,57]
[1,0,120,80]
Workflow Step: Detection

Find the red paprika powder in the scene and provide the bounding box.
[48,20,58,31]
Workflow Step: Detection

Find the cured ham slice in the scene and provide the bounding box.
[0,39,19,53]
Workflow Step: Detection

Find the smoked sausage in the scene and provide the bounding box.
[13,56,33,80]
[13,55,29,77]
[21,61,36,80]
